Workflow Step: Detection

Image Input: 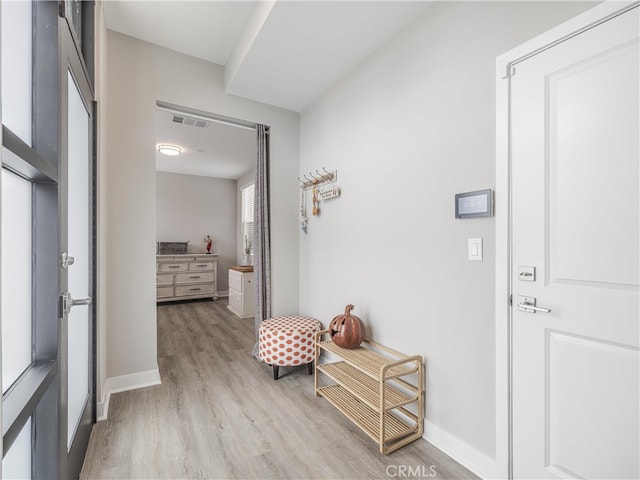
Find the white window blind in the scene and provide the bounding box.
[241,184,255,255]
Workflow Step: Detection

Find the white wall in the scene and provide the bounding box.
[299,1,596,476]
[156,172,237,292]
[103,30,300,408]
[95,2,109,417]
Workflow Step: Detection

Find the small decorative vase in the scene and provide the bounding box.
[329,304,366,349]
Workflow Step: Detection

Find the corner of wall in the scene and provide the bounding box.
[96,369,161,421]
[424,422,498,479]
[95,0,109,415]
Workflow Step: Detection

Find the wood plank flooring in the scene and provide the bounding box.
[80,300,479,479]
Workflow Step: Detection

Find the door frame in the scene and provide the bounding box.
[494,1,639,478]
[57,9,97,480]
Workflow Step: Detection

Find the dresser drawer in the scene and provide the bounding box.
[228,288,255,318]
[158,262,187,273]
[175,272,214,284]
[228,289,243,313]
[229,270,253,292]
[156,286,173,298]
[175,283,214,297]
[189,261,213,271]
[156,274,173,286]
[229,269,243,292]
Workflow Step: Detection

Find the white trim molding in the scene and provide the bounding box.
[495,2,639,478]
[424,423,498,479]
[96,369,162,421]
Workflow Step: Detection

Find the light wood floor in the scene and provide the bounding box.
[80,300,479,479]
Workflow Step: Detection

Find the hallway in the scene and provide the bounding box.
[80,300,477,479]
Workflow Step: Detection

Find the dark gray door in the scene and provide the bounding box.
[58,4,96,478]
[0,1,95,478]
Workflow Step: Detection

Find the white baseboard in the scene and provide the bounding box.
[424,421,498,479]
[96,369,161,421]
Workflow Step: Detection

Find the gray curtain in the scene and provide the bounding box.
[252,124,271,358]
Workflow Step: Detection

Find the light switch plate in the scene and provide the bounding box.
[468,238,483,261]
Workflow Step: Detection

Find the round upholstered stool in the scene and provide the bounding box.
[258,315,321,380]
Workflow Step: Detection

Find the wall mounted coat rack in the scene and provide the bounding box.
[298,168,340,234]
[298,168,337,190]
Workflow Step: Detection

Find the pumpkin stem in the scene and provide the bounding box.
[344,304,354,315]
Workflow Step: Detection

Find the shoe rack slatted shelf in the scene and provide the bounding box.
[314,330,424,455]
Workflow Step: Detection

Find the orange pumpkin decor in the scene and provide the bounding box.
[329,304,366,349]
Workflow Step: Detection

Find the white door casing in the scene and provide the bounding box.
[497,2,639,479]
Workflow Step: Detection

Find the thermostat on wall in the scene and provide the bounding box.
[455,189,493,218]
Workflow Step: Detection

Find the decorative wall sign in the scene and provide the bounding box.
[319,186,341,200]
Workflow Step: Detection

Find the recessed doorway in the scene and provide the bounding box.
[154,102,258,303]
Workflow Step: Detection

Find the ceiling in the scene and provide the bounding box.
[103,1,254,66]
[104,1,433,178]
[155,108,256,179]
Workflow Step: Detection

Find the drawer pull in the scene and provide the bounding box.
[189,288,201,292]
[168,265,180,269]
[195,264,208,267]
[190,276,201,279]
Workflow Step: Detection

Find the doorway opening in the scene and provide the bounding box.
[153,101,267,317]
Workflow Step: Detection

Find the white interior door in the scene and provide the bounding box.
[511,6,639,479]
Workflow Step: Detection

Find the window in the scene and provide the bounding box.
[2,417,31,479]
[1,0,32,145]
[241,184,255,255]
[1,168,33,393]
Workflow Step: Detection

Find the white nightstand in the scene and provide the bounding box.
[227,266,255,318]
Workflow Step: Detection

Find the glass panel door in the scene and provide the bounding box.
[58,29,95,474]
[65,69,91,449]
[1,1,95,477]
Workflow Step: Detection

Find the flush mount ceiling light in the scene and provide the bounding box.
[157,144,182,156]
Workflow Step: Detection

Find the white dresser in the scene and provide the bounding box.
[227,266,255,318]
[156,254,218,302]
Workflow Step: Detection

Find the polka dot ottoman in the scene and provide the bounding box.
[258,315,321,380]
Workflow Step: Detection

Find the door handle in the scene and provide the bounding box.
[517,295,551,314]
[60,292,93,316]
[517,303,551,313]
[60,252,75,269]
[71,297,92,307]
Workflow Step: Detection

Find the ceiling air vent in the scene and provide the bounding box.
[170,114,209,128]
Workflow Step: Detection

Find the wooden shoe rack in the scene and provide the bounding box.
[314,330,424,454]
